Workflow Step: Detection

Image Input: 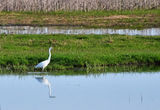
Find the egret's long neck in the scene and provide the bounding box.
[48,49,51,61]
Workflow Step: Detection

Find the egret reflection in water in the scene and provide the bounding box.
[35,76,55,98]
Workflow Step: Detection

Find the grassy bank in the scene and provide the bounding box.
[0,34,160,71]
[0,9,160,28]
[1,65,160,75]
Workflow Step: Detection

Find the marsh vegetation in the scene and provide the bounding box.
[0,0,160,11]
[0,9,160,29]
[0,34,160,71]
[0,3,159,71]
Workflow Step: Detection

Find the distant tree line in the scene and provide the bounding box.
[0,0,160,11]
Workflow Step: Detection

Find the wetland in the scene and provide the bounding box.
[0,8,160,110]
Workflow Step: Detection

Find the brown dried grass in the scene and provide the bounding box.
[0,0,160,11]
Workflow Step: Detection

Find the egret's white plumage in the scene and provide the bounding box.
[35,47,52,71]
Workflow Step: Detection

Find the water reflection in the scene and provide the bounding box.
[128,94,143,104]
[0,26,160,36]
[141,95,143,104]
[35,76,55,98]
[0,72,160,110]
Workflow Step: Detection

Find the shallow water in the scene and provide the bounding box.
[0,72,160,110]
[0,26,160,36]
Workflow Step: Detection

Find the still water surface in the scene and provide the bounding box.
[0,26,160,36]
[0,72,160,110]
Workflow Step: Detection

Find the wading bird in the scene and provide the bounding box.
[35,47,52,71]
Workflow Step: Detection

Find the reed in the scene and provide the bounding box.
[0,0,160,12]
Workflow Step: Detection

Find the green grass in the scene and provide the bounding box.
[11,9,160,16]
[0,9,160,28]
[0,34,160,71]
[1,65,160,75]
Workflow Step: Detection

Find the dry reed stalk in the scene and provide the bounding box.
[0,0,159,11]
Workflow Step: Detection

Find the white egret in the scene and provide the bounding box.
[35,47,52,71]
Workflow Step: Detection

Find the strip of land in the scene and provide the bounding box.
[0,9,160,29]
[0,34,160,71]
